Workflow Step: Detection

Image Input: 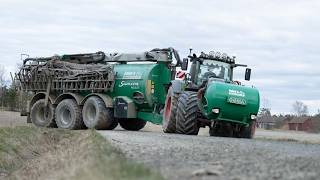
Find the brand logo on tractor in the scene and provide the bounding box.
[119,81,139,88]
[228,89,245,97]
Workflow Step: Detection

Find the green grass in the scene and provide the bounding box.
[0,126,163,180]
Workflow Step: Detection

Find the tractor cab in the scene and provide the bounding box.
[182,50,251,88]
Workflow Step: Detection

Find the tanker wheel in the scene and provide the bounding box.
[118,118,146,131]
[176,91,200,135]
[238,120,256,139]
[82,96,118,130]
[55,99,84,130]
[162,87,179,133]
[30,99,56,128]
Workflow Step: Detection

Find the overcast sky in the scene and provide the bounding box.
[0,0,319,115]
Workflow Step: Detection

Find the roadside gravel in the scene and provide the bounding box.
[99,129,320,180]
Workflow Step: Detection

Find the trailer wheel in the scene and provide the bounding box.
[176,91,200,135]
[55,99,84,130]
[238,120,256,139]
[118,118,146,131]
[82,96,117,130]
[30,99,56,128]
[162,87,179,133]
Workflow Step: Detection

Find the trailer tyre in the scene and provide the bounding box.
[82,96,117,130]
[162,87,179,133]
[176,91,200,135]
[118,118,146,131]
[55,99,84,130]
[30,99,56,128]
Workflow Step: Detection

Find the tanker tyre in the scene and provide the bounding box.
[118,118,146,131]
[239,120,256,139]
[176,91,200,135]
[30,99,56,128]
[55,99,84,130]
[162,87,179,133]
[82,96,116,130]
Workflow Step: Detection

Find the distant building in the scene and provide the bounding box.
[287,117,313,132]
[257,116,276,129]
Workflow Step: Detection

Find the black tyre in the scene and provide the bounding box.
[118,118,146,131]
[209,122,234,137]
[238,120,256,139]
[82,96,117,130]
[162,87,179,133]
[176,91,200,135]
[55,99,84,130]
[30,99,56,128]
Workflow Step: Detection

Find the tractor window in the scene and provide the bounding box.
[198,60,231,84]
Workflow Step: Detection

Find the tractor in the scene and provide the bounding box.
[162,50,260,138]
[16,48,182,131]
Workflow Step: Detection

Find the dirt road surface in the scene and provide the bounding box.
[99,129,320,180]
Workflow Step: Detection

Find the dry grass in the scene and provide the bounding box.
[0,126,163,180]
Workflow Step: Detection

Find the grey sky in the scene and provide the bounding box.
[0,0,319,114]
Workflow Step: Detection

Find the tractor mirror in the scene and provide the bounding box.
[181,58,188,70]
[245,68,251,81]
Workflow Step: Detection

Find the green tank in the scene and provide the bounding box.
[202,81,260,124]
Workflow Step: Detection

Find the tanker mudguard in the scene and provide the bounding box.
[114,96,137,118]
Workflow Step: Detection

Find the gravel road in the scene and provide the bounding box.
[99,129,320,180]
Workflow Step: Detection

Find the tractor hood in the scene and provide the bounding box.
[201,81,260,125]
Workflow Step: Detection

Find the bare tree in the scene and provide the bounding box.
[292,101,308,116]
[0,65,5,87]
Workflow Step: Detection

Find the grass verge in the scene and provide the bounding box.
[0,126,163,180]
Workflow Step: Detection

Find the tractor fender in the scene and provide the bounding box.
[29,92,56,113]
[81,93,113,108]
[170,80,184,94]
[54,93,84,105]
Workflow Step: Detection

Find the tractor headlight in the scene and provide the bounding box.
[250,114,257,120]
[212,108,220,114]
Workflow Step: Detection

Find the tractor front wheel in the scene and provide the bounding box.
[176,91,200,135]
[238,120,256,139]
[118,118,146,131]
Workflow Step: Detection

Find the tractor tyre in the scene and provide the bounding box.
[55,99,84,130]
[162,87,179,133]
[176,91,200,135]
[82,96,117,130]
[118,118,146,131]
[209,122,234,137]
[30,99,56,128]
[238,120,256,139]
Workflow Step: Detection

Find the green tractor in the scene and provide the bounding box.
[16,48,182,131]
[162,50,260,138]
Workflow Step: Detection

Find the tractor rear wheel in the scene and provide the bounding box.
[162,87,179,133]
[118,118,146,131]
[30,99,56,128]
[238,120,256,139]
[55,99,84,130]
[82,96,117,130]
[176,91,200,135]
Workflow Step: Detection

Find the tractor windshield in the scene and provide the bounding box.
[198,60,231,83]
